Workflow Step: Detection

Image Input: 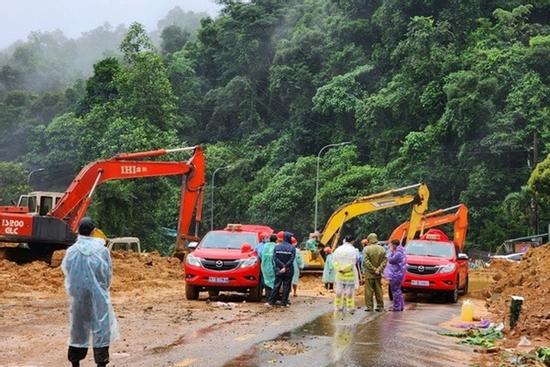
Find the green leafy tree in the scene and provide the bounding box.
[161,25,190,55]
[0,162,30,205]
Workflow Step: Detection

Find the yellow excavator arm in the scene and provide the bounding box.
[320,183,430,248]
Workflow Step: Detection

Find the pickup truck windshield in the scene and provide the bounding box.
[406,240,454,258]
[200,231,258,249]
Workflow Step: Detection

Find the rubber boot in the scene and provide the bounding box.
[72,363,79,367]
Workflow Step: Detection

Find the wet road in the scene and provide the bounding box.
[225,298,473,367]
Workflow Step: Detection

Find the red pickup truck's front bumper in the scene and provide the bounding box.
[402,271,457,292]
[184,263,260,290]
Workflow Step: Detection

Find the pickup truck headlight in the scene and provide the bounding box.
[240,257,258,268]
[438,263,456,273]
[186,254,202,267]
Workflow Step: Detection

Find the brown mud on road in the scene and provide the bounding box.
[0,253,332,367]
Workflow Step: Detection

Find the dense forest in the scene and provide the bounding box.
[0,1,549,254]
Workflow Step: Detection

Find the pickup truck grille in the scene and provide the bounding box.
[201,259,240,271]
[407,264,438,275]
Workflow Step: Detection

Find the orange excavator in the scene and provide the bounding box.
[388,204,468,251]
[0,146,206,261]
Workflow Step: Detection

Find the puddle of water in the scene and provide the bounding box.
[225,302,472,367]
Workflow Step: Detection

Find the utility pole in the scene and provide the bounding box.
[314,141,351,232]
[210,165,232,231]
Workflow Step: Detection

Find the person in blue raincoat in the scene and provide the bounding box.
[322,246,335,290]
[260,234,278,297]
[291,236,304,297]
[62,217,119,367]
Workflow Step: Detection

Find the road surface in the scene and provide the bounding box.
[225,297,474,367]
[1,283,474,367]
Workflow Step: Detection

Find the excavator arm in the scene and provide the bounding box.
[319,183,430,248]
[388,204,468,251]
[49,146,206,252]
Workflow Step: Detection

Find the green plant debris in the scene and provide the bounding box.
[440,327,503,348]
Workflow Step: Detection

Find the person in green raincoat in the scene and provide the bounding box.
[291,236,304,297]
[260,234,278,297]
[322,246,335,290]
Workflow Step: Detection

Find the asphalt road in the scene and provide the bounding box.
[224,297,473,367]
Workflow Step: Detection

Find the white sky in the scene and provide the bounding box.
[0,0,221,49]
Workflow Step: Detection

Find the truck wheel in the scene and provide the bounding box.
[208,289,220,298]
[448,286,459,303]
[248,285,261,302]
[185,284,199,300]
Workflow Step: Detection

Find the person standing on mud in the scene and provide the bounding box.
[332,235,359,318]
[267,231,295,307]
[362,233,387,312]
[385,239,406,311]
[260,234,278,298]
[61,217,118,367]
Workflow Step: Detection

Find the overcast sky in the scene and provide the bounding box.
[0,0,221,49]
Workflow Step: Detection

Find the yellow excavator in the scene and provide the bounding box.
[302,183,430,270]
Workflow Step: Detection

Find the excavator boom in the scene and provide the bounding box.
[388,204,468,251]
[320,183,430,248]
[0,146,205,257]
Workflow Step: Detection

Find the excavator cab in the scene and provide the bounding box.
[17,192,64,216]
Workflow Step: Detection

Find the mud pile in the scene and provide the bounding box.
[299,273,330,296]
[110,251,183,293]
[0,259,64,295]
[486,244,550,340]
[0,251,183,297]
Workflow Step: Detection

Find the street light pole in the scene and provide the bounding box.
[210,165,232,230]
[314,142,351,232]
[27,168,45,187]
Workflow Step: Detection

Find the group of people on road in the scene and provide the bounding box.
[60,217,406,366]
[324,233,407,317]
[257,230,304,307]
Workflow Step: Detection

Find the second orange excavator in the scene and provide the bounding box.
[388,204,468,251]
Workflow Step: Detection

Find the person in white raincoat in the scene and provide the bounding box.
[332,235,359,318]
[61,217,118,367]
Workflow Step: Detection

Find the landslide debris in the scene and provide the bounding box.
[485,244,550,341]
[0,250,183,297]
[262,339,308,355]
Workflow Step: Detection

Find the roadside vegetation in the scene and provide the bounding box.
[0,1,548,253]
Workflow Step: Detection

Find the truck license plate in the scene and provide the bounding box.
[411,280,429,286]
[208,277,229,284]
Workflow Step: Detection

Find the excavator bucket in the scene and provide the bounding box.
[300,249,325,271]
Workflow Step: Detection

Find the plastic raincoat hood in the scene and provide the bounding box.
[61,235,119,348]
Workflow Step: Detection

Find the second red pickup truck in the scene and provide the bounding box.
[401,229,469,303]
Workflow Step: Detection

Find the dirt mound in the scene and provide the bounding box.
[0,250,183,298]
[110,251,183,293]
[0,259,64,296]
[486,244,550,341]
[299,273,330,296]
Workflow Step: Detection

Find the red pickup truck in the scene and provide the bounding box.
[184,224,272,301]
[402,229,469,303]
